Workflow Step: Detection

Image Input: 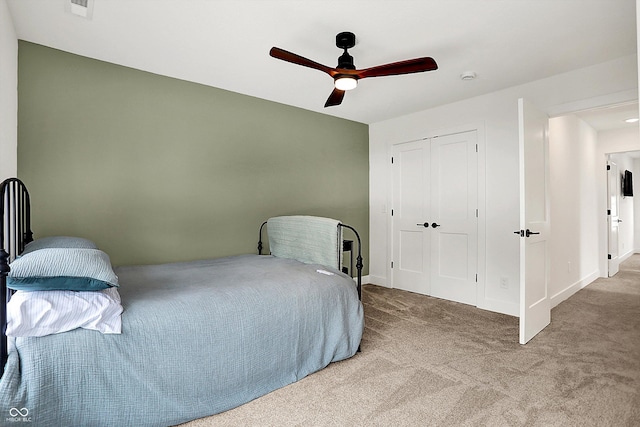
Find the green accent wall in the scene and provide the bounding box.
[17,42,369,271]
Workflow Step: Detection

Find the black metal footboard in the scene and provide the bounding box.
[1,178,34,377]
[338,224,363,300]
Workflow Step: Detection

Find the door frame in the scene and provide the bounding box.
[606,159,621,277]
[386,122,487,309]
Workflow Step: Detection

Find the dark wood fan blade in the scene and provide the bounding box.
[324,88,345,107]
[270,47,336,76]
[357,57,438,79]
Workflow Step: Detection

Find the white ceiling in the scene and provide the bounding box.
[573,102,639,131]
[6,0,638,125]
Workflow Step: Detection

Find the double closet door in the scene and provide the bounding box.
[391,130,478,306]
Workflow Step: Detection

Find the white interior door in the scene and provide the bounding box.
[430,132,478,305]
[607,161,620,277]
[518,98,551,345]
[392,132,477,305]
[392,140,430,294]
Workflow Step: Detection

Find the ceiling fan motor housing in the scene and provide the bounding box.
[338,52,355,70]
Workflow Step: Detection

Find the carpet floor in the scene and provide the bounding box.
[180,255,640,426]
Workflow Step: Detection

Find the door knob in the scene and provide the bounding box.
[431,222,441,228]
[525,229,540,237]
[417,222,429,228]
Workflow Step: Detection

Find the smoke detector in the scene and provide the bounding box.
[460,71,477,81]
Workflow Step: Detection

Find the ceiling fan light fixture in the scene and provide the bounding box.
[334,75,358,91]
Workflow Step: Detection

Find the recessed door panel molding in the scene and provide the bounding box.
[435,232,468,280]
[399,149,424,219]
[525,240,547,304]
[434,137,471,220]
[399,230,424,273]
[524,127,548,224]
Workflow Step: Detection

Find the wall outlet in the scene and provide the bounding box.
[500,276,509,289]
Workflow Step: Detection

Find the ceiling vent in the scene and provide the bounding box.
[66,0,94,19]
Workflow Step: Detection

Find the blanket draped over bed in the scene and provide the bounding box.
[267,215,343,270]
[0,254,363,427]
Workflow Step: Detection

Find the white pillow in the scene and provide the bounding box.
[6,287,123,337]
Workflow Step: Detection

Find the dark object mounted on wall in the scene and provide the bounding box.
[622,169,633,197]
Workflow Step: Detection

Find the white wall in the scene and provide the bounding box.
[370,54,638,317]
[548,115,599,307]
[0,0,18,181]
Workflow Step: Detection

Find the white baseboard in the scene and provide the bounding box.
[477,299,519,317]
[363,275,518,314]
[619,250,635,264]
[366,275,389,287]
[550,270,600,309]
[352,275,374,285]
[360,268,605,316]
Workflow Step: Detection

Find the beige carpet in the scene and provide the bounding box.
[179,256,640,426]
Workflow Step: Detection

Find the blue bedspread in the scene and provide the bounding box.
[0,254,363,426]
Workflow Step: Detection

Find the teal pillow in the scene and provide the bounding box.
[21,236,98,256]
[8,248,119,291]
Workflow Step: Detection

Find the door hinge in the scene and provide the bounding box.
[607,165,611,170]
[391,261,394,268]
[391,156,394,164]
[608,254,612,260]
[475,208,478,218]
[475,274,478,282]
[475,144,478,153]
[607,209,611,215]
[391,209,394,216]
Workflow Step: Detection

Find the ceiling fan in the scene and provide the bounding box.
[269,31,438,108]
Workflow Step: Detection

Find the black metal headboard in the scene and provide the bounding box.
[1,178,33,376]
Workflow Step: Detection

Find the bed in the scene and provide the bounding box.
[0,178,364,426]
